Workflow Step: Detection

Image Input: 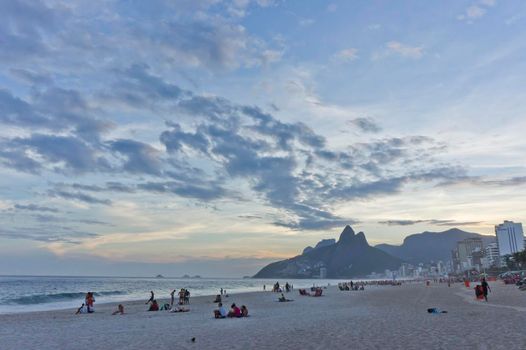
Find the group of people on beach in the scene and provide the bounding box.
[75,292,95,314]
[338,281,365,291]
[146,290,190,312]
[265,281,293,293]
[212,288,249,318]
[213,303,248,318]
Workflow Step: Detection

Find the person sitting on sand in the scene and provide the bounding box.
[148,300,159,311]
[213,294,222,303]
[75,303,86,314]
[214,302,228,319]
[112,304,125,315]
[146,291,154,305]
[227,303,241,318]
[241,305,248,317]
[278,293,293,302]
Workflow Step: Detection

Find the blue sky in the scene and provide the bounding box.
[1,0,525,277]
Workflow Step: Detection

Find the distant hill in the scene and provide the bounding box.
[375,228,495,264]
[254,226,402,278]
[302,238,336,254]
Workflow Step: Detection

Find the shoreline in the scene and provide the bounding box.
[0,289,268,316]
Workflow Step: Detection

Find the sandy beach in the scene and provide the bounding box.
[1,281,525,350]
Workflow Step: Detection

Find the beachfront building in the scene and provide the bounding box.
[495,221,525,256]
[483,242,502,268]
[454,238,483,271]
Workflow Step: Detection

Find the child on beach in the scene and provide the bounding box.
[75,303,86,314]
[112,304,125,315]
[241,305,248,317]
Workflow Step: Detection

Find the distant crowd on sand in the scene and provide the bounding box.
[263,281,294,293]
[75,287,250,319]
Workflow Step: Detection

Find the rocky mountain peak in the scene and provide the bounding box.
[338,225,356,244]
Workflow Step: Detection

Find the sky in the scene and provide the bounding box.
[1,0,526,277]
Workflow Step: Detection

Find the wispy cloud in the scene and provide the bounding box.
[379,219,483,227]
[347,117,382,133]
[385,41,424,59]
[458,0,497,21]
[332,48,359,62]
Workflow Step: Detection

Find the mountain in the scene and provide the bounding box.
[375,228,495,264]
[254,226,402,278]
[302,238,336,254]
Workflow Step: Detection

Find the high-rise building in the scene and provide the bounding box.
[495,221,524,256]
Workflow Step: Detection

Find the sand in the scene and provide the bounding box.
[1,281,526,350]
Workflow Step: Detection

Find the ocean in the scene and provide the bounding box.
[0,276,350,314]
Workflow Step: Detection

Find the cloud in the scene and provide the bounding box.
[0,148,42,174]
[385,41,423,59]
[137,180,227,200]
[347,117,382,133]
[13,204,59,213]
[1,50,466,231]
[0,0,60,62]
[9,68,53,86]
[333,48,359,62]
[13,134,106,173]
[0,87,112,141]
[47,189,112,205]
[379,219,483,227]
[458,0,496,21]
[109,139,162,176]
[438,175,526,188]
[0,227,98,244]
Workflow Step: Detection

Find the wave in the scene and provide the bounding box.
[5,291,127,305]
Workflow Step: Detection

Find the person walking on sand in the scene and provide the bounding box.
[481,278,491,302]
[146,291,154,305]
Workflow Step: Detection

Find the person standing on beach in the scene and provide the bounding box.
[481,278,491,302]
[170,290,176,308]
[146,291,154,304]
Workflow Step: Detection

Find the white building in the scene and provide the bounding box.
[484,242,501,267]
[495,221,525,256]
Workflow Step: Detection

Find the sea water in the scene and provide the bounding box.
[0,275,350,314]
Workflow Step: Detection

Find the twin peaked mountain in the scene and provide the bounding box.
[254,225,401,278]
